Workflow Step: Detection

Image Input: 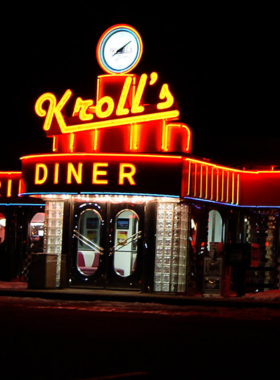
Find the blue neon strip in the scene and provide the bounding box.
[184,196,280,208]
[80,192,180,198]
[0,203,45,207]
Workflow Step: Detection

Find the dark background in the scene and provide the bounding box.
[1,3,278,170]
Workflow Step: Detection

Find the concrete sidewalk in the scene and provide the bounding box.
[0,281,280,308]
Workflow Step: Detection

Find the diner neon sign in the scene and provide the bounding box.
[34,24,192,154]
[35,72,178,136]
[34,162,137,186]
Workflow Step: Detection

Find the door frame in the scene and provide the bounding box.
[70,198,145,290]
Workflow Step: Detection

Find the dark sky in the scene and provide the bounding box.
[1,4,278,170]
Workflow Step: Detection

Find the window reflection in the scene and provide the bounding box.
[208,210,223,251]
[0,213,6,244]
[77,209,101,276]
[113,210,139,277]
[30,212,45,253]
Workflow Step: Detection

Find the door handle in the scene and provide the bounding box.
[110,231,142,254]
[73,230,104,255]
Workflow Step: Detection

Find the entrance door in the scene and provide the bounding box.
[71,200,144,290]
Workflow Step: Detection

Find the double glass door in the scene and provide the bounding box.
[71,200,144,289]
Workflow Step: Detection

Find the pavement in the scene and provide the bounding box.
[0,280,280,308]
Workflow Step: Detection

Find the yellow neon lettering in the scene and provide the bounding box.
[96,97,114,118]
[149,72,158,85]
[7,179,12,197]
[131,74,147,113]
[157,84,174,110]
[73,97,94,121]
[119,164,136,185]
[116,77,132,116]
[35,164,48,185]
[35,90,72,132]
[67,163,83,184]
[92,163,108,184]
[54,163,60,184]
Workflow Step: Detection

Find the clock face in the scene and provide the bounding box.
[97,25,143,74]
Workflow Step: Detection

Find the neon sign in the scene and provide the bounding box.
[20,154,184,197]
[34,25,192,155]
[35,73,179,134]
[34,162,137,186]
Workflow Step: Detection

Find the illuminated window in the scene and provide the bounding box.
[113,210,139,277]
[30,212,45,252]
[77,209,102,276]
[208,210,223,251]
[0,213,6,244]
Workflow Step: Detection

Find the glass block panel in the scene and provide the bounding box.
[170,284,178,292]
[157,220,164,229]
[171,273,178,283]
[164,247,171,256]
[163,265,170,274]
[154,283,162,292]
[155,264,162,273]
[166,211,173,220]
[156,256,163,264]
[162,274,170,283]
[165,221,173,229]
[154,274,162,282]
[158,211,165,219]
[161,283,169,292]
[154,202,189,293]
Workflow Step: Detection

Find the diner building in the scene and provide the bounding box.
[0,25,279,296]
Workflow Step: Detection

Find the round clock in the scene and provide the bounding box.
[96,24,143,74]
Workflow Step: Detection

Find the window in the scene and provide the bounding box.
[0,213,6,244]
[208,210,223,251]
[77,209,101,276]
[114,210,139,277]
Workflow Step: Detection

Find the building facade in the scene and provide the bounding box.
[1,25,279,295]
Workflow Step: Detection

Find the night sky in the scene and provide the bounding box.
[1,4,278,171]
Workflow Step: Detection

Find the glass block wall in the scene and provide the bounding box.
[154,202,189,292]
[43,201,64,287]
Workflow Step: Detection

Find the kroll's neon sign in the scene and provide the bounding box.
[35,72,179,135]
[34,24,192,154]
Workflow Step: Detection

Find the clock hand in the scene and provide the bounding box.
[112,41,131,56]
